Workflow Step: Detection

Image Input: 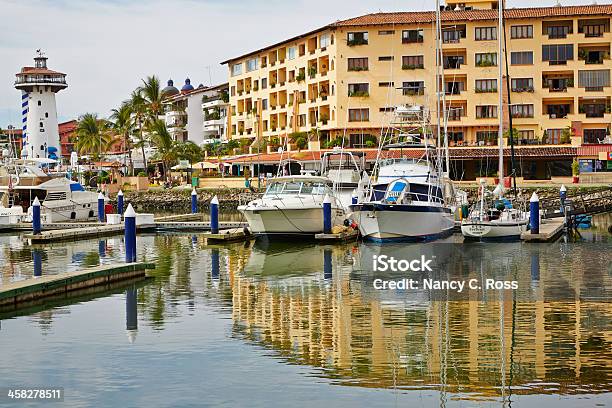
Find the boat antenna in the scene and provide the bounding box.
[501,0,518,196]
[497,0,505,196]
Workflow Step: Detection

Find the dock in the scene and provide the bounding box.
[23,223,156,243]
[203,228,254,242]
[0,262,155,311]
[315,228,359,242]
[156,221,248,231]
[521,218,565,242]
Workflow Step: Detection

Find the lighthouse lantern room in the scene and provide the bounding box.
[14,51,67,161]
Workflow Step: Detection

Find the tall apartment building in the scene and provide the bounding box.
[222,3,612,179]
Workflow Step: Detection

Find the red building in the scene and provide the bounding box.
[59,119,77,156]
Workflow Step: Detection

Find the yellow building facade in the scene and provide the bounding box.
[223,4,611,152]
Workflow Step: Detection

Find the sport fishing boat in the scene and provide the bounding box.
[238,175,347,237]
[0,158,100,223]
[319,149,366,208]
[460,1,528,241]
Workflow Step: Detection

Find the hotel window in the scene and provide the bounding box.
[518,130,536,141]
[402,81,424,95]
[320,34,330,48]
[231,63,242,76]
[348,57,368,71]
[584,128,607,143]
[246,58,258,72]
[348,108,369,122]
[261,78,267,89]
[287,46,296,60]
[475,27,496,41]
[378,56,394,61]
[402,29,424,43]
[546,128,563,144]
[37,100,41,106]
[347,32,368,46]
[378,30,395,35]
[475,53,497,67]
[511,25,533,39]
[547,25,572,39]
[511,104,534,118]
[511,51,533,65]
[511,78,534,92]
[578,69,610,90]
[448,131,464,142]
[475,79,497,92]
[476,131,498,144]
[476,105,497,118]
[261,99,268,110]
[348,83,369,96]
[542,44,574,63]
[379,107,395,112]
[402,55,424,69]
[378,82,394,87]
[230,86,236,96]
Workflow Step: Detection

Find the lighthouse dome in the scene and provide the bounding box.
[162,79,180,97]
[181,78,194,93]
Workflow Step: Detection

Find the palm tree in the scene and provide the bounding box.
[110,102,135,175]
[138,75,166,121]
[75,113,110,160]
[148,119,175,181]
[174,141,202,165]
[128,90,148,171]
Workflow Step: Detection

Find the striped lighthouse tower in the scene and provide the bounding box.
[15,50,67,161]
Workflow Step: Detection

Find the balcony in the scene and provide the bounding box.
[578,47,610,65]
[202,98,226,110]
[578,19,610,38]
[579,98,611,118]
[545,104,572,119]
[543,21,573,39]
[442,25,466,44]
[443,55,465,70]
[542,74,574,92]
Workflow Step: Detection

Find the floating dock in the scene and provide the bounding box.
[203,228,254,242]
[0,262,155,311]
[315,228,359,242]
[23,223,156,243]
[521,218,565,242]
[156,221,248,231]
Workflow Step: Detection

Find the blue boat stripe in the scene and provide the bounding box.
[350,203,452,214]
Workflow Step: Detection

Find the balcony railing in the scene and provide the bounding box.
[15,75,67,85]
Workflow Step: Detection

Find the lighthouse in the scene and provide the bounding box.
[15,51,67,161]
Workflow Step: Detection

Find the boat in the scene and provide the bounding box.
[319,149,366,208]
[0,158,101,223]
[238,175,347,237]
[460,0,529,241]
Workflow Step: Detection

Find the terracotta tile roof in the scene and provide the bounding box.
[224,146,577,164]
[19,67,65,76]
[332,5,612,27]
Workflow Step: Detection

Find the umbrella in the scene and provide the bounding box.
[194,161,218,170]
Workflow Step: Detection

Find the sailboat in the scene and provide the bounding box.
[461,0,529,241]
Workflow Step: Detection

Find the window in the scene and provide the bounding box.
[402,81,424,96]
[518,130,536,142]
[231,63,243,76]
[546,128,564,144]
[262,99,268,110]
[39,121,43,127]
[347,32,368,46]
[475,53,497,67]
[378,82,394,87]
[443,55,464,69]
[445,81,465,94]
[511,104,534,118]
[578,69,610,89]
[320,33,330,48]
[37,100,41,106]
[476,131,498,144]
[348,57,368,71]
[442,26,466,43]
[261,78,267,89]
[546,104,571,118]
[511,51,533,65]
[511,78,534,92]
[349,134,376,148]
[402,29,423,43]
[348,108,369,122]
[45,112,48,118]
[287,46,296,60]
[542,44,574,63]
[448,131,464,142]
[475,27,496,41]
[511,25,533,39]
[378,30,395,35]
[584,129,607,143]
[476,105,497,118]
[475,79,497,93]
[379,107,395,112]
[402,55,424,69]
[581,24,606,38]
[245,58,258,72]
[547,25,571,39]
[348,83,369,97]
[378,56,394,61]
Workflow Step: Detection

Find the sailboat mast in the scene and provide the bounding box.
[435,0,443,173]
[497,0,504,188]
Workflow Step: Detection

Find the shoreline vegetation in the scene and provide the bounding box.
[115,184,609,213]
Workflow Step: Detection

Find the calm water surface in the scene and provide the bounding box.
[0,214,610,407]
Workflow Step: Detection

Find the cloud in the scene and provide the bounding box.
[0,0,589,126]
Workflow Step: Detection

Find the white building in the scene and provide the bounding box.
[163,79,229,145]
[15,51,67,160]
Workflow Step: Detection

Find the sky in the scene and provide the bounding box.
[0,0,596,127]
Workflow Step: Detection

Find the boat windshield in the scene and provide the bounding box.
[264,181,330,196]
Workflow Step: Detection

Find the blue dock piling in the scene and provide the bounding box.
[126,287,137,332]
[98,240,106,258]
[211,248,220,279]
[33,249,42,277]
[560,185,567,214]
[117,190,124,215]
[32,196,41,235]
[530,192,540,234]
[210,196,219,234]
[351,190,358,205]
[124,204,137,263]
[323,194,332,234]
[98,192,105,223]
[191,188,198,214]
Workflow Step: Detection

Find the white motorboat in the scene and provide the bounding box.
[238,175,347,236]
[319,149,366,208]
[0,159,100,223]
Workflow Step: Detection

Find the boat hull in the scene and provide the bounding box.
[239,206,346,236]
[461,221,528,241]
[350,203,454,242]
